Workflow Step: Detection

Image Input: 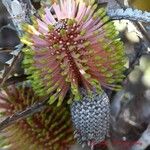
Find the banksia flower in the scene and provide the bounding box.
[71,89,110,148]
[0,85,74,150]
[21,0,125,106]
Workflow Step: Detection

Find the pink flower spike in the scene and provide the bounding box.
[21,0,126,105]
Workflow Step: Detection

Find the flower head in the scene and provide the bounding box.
[21,0,125,106]
[0,85,74,149]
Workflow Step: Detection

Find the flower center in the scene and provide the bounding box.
[48,19,83,53]
[47,19,86,80]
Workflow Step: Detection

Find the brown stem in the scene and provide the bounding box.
[0,97,49,131]
[0,75,28,87]
[0,52,22,88]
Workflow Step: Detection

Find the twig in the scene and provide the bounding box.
[131,124,150,150]
[0,97,49,131]
[135,22,150,44]
[0,49,12,53]
[0,75,28,87]
[0,51,22,88]
[0,43,23,88]
[124,42,144,76]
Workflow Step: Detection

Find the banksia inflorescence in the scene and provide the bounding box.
[21,0,125,106]
[0,85,74,150]
[71,89,110,148]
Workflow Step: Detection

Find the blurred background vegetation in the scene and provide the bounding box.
[129,0,150,11]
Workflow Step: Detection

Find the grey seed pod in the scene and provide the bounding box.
[70,89,110,149]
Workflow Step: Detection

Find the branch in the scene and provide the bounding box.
[108,8,150,23]
[0,52,22,88]
[131,124,150,150]
[0,75,28,87]
[0,97,49,131]
[0,44,23,88]
[124,43,144,76]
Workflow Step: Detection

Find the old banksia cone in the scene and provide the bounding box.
[71,89,110,149]
[0,85,74,150]
[21,0,125,106]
